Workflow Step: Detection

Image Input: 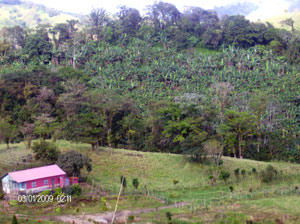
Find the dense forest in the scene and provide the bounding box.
[0,2,299,163]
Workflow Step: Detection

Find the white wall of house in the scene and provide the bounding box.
[2,175,15,194]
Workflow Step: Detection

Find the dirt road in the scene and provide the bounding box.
[49,202,189,223]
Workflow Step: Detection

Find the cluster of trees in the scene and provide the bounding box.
[0,2,299,66]
[0,2,299,163]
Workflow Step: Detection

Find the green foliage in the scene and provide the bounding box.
[132,178,139,189]
[166,211,173,221]
[55,207,61,213]
[173,180,179,185]
[53,187,62,198]
[219,170,230,183]
[128,215,135,222]
[11,214,18,224]
[9,200,17,206]
[0,3,299,165]
[241,169,246,177]
[261,165,278,183]
[32,140,60,162]
[56,150,92,177]
[40,190,51,196]
[229,186,234,192]
[71,184,82,197]
[120,175,127,189]
[0,118,17,149]
[65,184,82,197]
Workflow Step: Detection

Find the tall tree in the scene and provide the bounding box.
[219,110,256,159]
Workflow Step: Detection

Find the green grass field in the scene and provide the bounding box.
[1,140,300,223]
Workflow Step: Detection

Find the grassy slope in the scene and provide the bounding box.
[266,12,300,30]
[1,140,300,223]
[0,3,78,28]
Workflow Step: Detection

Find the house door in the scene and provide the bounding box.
[51,178,55,189]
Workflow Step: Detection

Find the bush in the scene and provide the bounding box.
[55,207,61,213]
[57,150,92,177]
[32,140,60,162]
[9,200,18,206]
[219,171,230,183]
[166,211,172,221]
[252,168,257,174]
[40,190,51,195]
[241,169,246,177]
[53,187,62,198]
[128,215,135,222]
[261,165,277,183]
[234,168,240,180]
[71,184,82,197]
[11,214,18,224]
[132,178,139,189]
[173,180,179,185]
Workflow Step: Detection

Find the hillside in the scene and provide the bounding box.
[1,141,300,223]
[266,11,300,30]
[0,1,79,28]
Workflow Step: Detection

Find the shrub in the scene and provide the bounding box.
[40,190,51,195]
[9,200,18,206]
[128,215,135,222]
[241,169,246,177]
[53,187,62,198]
[11,214,18,224]
[101,197,108,211]
[166,211,172,221]
[219,171,230,183]
[57,150,92,177]
[132,178,139,189]
[229,186,234,192]
[55,207,61,213]
[234,168,240,180]
[261,165,277,183]
[32,140,60,162]
[173,180,179,185]
[252,168,257,174]
[71,184,82,197]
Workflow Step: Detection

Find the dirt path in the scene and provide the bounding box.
[45,202,189,224]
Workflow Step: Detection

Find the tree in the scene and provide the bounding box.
[22,27,52,64]
[32,140,60,162]
[147,2,181,32]
[249,92,268,153]
[58,79,87,120]
[117,6,142,36]
[219,110,256,159]
[203,139,223,166]
[19,122,35,149]
[280,18,295,33]
[56,150,92,177]
[89,8,108,41]
[221,15,255,47]
[0,118,17,149]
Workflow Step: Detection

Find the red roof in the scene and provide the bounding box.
[8,164,66,183]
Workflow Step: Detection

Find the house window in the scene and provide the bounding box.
[44,179,49,185]
[21,182,26,189]
[31,181,37,188]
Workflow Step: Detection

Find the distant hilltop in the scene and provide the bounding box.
[0,0,80,28]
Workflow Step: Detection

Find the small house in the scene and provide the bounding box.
[1,164,77,195]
